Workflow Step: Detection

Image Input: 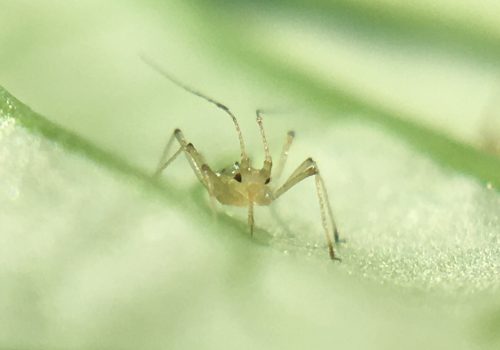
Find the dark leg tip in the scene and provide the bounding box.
[328,246,341,261]
[334,230,340,243]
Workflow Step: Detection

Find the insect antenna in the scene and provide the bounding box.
[141,55,247,159]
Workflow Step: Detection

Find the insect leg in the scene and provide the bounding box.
[154,129,209,188]
[248,201,254,236]
[201,164,218,218]
[273,130,295,182]
[256,110,272,167]
[273,157,316,198]
[315,171,341,245]
[153,130,181,177]
[273,158,341,260]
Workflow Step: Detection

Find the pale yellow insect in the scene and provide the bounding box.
[144,57,342,260]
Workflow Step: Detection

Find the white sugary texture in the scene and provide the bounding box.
[263,119,500,293]
[1,1,499,348]
[2,112,496,349]
[0,116,215,347]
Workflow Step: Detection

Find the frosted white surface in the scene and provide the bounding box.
[264,121,500,293]
[1,111,498,349]
[1,0,500,347]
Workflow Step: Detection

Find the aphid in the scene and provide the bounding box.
[143,57,342,260]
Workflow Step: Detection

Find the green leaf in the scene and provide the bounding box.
[1,1,500,349]
[187,1,500,188]
[2,82,499,348]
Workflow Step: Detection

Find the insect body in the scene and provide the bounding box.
[144,57,342,260]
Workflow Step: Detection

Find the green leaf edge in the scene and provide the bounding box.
[0,86,187,203]
[0,85,268,243]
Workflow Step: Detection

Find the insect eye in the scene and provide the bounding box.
[233,173,242,182]
[265,177,271,184]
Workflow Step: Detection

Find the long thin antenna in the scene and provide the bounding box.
[141,55,247,159]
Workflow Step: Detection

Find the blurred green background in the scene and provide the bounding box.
[1,0,500,349]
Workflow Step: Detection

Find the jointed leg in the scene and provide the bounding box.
[274,158,316,198]
[273,130,295,182]
[316,173,340,244]
[153,130,180,177]
[256,110,272,162]
[201,164,218,217]
[314,173,339,260]
[248,201,254,237]
[155,129,221,216]
[256,110,272,174]
[273,158,341,260]
[154,129,208,186]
